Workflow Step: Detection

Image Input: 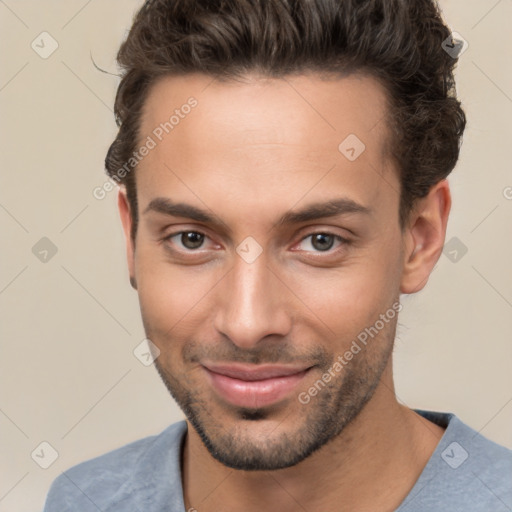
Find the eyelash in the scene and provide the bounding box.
[162,230,351,256]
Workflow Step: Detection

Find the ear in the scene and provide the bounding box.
[400,179,451,294]
[118,188,137,290]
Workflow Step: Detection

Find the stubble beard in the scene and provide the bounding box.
[152,322,396,471]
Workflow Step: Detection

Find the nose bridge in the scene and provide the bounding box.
[214,253,291,348]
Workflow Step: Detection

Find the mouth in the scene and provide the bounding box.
[202,362,313,409]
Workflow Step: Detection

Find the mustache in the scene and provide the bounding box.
[182,340,331,368]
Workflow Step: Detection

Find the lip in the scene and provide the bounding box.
[202,363,312,409]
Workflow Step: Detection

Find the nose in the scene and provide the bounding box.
[213,253,292,350]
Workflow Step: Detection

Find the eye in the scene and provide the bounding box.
[296,232,348,253]
[165,231,208,251]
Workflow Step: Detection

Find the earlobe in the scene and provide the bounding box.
[117,188,137,290]
[400,180,451,294]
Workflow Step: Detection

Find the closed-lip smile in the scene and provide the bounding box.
[202,362,312,408]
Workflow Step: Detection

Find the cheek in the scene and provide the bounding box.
[287,242,402,338]
[134,249,221,338]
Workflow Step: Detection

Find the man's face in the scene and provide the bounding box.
[122,72,407,470]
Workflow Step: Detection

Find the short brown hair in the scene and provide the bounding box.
[105,0,466,240]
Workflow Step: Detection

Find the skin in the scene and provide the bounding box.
[118,72,450,512]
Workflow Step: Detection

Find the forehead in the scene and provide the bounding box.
[136,72,398,229]
[140,71,390,150]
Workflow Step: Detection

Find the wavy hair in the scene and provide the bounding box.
[105,0,466,239]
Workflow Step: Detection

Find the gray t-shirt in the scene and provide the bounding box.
[43,410,512,511]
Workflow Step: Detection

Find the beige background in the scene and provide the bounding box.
[0,1,511,510]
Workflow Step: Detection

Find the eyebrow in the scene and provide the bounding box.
[275,198,372,227]
[143,197,372,231]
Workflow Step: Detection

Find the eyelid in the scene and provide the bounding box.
[291,231,351,253]
[163,229,218,251]
[162,229,351,254]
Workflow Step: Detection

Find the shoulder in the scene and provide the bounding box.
[402,410,512,512]
[43,420,187,512]
[461,418,512,498]
[428,411,512,480]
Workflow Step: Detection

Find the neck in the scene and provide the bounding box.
[181,372,445,512]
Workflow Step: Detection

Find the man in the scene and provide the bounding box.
[44,0,512,510]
